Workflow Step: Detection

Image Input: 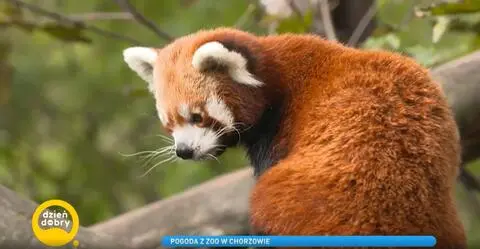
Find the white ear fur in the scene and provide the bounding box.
[123,47,157,90]
[191,41,263,87]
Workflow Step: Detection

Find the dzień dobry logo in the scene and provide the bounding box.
[31,199,80,247]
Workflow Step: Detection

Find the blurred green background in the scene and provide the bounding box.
[0,0,479,247]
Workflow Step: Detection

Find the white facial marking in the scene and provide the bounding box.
[156,102,168,125]
[206,95,234,129]
[178,103,190,119]
[192,41,263,87]
[192,106,201,113]
[172,124,218,159]
[123,47,158,92]
[152,64,169,125]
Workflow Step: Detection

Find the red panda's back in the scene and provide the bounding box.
[250,41,466,249]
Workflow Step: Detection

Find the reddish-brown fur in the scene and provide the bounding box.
[154,28,466,248]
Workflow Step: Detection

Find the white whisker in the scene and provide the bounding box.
[140,145,175,168]
[206,153,221,164]
[156,134,174,142]
[137,154,177,178]
[118,150,162,157]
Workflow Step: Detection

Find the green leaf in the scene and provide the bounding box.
[432,16,451,43]
[362,33,401,51]
[276,17,304,33]
[277,9,314,34]
[39,24,92,43]
[416,0,480,16]
[385,33,401,49]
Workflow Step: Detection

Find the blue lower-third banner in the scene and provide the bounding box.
[161,235,437,247]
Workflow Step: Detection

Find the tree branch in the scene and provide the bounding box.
[5,0,144,45]
[347,1,376,47]
[287,0,304,19]
[0,185,134,249]
[331,0,376,46]
[459,168,480,217]
[89,169,254,249]
[431,51,480,163]
[234,4,257,29]
[68,12,133,22]
[112,0,173,41]
[317,0,337,41]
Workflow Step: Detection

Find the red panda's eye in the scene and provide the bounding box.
[190,113,203,124]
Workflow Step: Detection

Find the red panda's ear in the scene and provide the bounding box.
[191,41,263,87]
[123,47,158,92]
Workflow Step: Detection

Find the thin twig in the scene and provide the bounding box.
[288,0,304,19]
[318,0,337,41]
[68,12,133,22]
[4,12,133,26]
[5,0,144,45]
[7,0,78,26]
[234,3,256,28]
[112,0,173,41]
[347,1,377,47]
[397,1,416,31]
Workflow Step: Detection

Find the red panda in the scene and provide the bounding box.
[122,28,466,249]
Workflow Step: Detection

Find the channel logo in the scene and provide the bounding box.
[31,199,80,247]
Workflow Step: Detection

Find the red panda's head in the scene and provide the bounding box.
[122,28,270,161]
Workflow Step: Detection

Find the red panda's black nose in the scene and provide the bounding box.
[175,143,194,159]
